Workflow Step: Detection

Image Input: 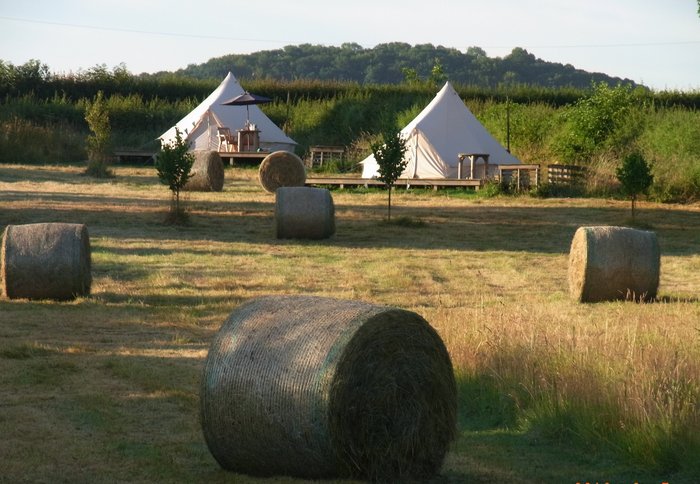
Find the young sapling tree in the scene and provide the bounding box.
[371,130,408,221]
[616,151,653,221]
[155,128,194,223]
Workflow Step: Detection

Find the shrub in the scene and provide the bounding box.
[529,182,586,199]
[479,180,504,198]
[84,90,113,177]
[553,83,635,164]
[155,128,194,223]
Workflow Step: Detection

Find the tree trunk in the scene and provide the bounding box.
[387,185,392,221]
[171,189,180,215]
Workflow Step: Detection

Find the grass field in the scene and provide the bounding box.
[1,164,699,483]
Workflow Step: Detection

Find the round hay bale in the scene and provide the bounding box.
[275,187,335,239]
[568,225,660,303]
[183,150,224,192]
[1,223,91,300]
[200,295,457,481]
[258,150,306,193]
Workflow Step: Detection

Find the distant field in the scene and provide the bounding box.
[1,164,699,483]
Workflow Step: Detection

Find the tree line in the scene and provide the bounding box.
[2,57,699,110]
[174,43,635,89]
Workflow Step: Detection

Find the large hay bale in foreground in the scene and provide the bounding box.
[183,150,224,192]
[568,225,660,302]
[1,223,91,300]
[275,187,335,239]
[258,150,306,193]
[200,295,457,481]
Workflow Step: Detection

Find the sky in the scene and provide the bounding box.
[1,0,699,90]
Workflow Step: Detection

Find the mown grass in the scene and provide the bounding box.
[1,164,699,483]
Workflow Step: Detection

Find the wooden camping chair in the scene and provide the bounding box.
[217,127,236,152]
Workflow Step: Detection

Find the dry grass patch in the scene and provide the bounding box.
[1,164,699,482]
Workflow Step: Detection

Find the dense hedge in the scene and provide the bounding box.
[1,63,698,201]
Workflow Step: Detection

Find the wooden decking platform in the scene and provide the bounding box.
[114,150,270,165]
[114,150,156,163]
[305,176,484,190]
[220,151,271,165]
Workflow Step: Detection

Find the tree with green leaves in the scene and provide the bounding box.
[428,58,447,87]
[371,130,408,221]
[155,128,194,223]
[84,90,112,178]
[554,82,635,164]
[401,67,421,86]
[616,151,653,221]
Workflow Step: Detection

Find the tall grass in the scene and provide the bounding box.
[476,101,559,164]
[0,93,196,157]
[432,294,700,478]
[0,116,84,163]
[641,107,700,202]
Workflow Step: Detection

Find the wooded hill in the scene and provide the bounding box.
[166,43,636,89]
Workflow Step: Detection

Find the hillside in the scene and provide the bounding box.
[170,43,637,88]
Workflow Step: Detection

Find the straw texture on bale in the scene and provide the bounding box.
[183,150,224,192]
[258,150,306,193]
[200,295,457,481]
[275,187,335,239]
[568,225,660,302]
[1,223,91,300]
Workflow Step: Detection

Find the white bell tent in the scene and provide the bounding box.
[361,81,520,179]
[159,72,296,152]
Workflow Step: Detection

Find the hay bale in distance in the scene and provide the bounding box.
[1,223,92,300]
[275,187,335,239]
[183,150,224,192]
[258,150,306,193]
[568,225,660,302]
[200,295,457,481]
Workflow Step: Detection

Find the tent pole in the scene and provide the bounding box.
[506,96,511,153]
[413,129,419,178]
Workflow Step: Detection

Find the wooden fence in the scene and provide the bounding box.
[497,164,541,190]
[306,145,345,168]
[547,164,586,186]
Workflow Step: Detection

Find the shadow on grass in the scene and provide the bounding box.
[2,188,700,256]
[94,291,240,308]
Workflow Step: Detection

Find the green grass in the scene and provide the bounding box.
[1,164,699,483]
[0,341,58,359]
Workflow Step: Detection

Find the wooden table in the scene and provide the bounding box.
[237,128,260,152]
[457,153,490,179]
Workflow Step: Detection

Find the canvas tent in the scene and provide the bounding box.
[361,81,520,179]
[159,72,296,152]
